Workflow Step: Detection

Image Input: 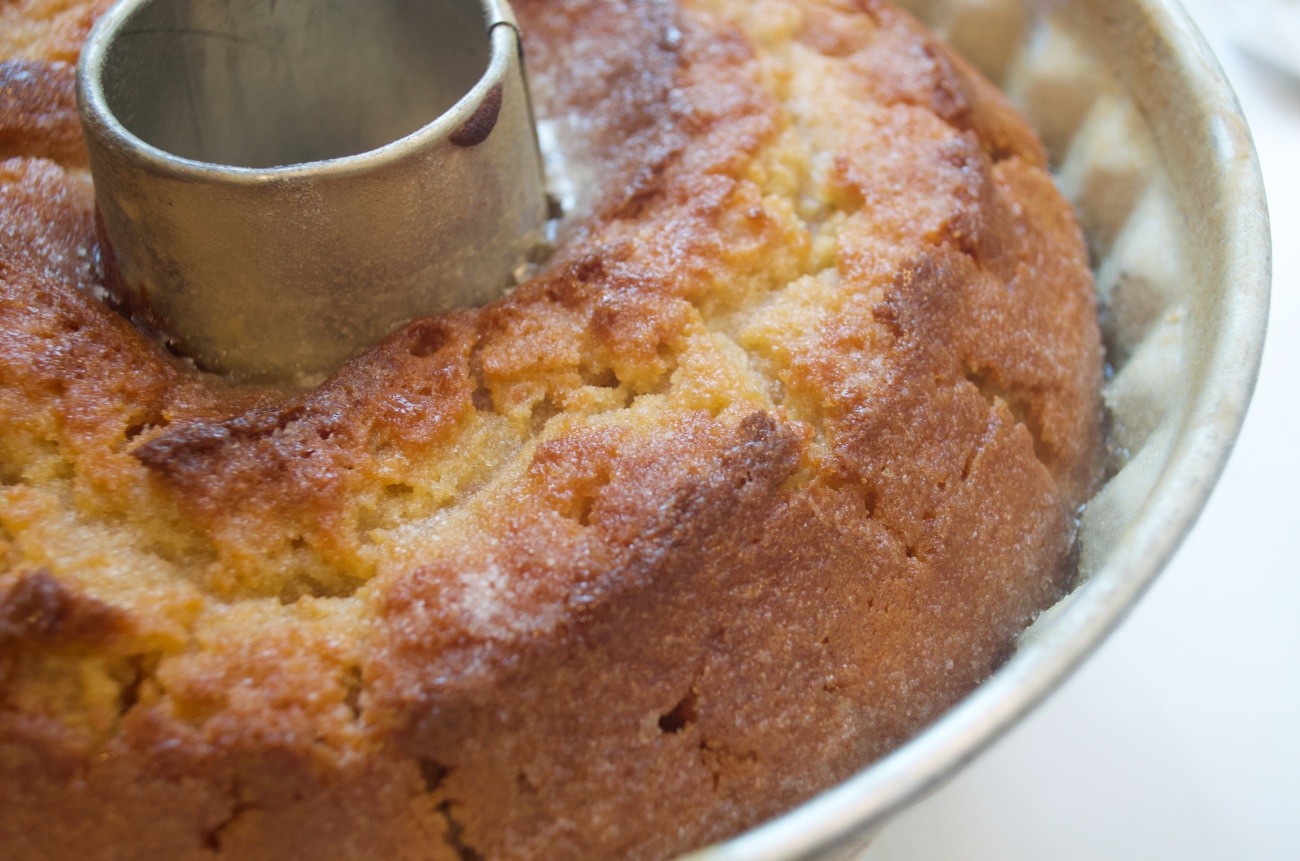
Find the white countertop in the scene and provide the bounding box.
[863,2,1300,859]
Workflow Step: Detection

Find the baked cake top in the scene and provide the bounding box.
[0,1,1102,858]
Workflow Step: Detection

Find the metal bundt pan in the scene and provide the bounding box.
[689,0,1271,858]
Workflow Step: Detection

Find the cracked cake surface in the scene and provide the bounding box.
[0,0,1103,858]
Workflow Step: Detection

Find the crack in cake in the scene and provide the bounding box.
[0,0,1103,858]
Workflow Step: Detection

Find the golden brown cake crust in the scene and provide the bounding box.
[0,1,1103,859]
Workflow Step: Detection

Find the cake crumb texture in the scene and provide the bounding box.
[0,0,1103,858]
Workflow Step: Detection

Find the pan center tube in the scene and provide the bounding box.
[78,0,548,385]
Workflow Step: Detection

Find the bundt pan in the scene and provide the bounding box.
[689,0,1270,858]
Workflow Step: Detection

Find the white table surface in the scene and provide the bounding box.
[862,2,1300,859]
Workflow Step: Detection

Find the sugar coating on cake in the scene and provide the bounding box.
[0,0,1103,859]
